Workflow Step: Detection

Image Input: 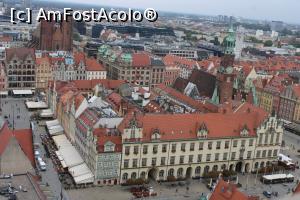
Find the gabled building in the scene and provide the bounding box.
[74,98,124,185]
[0,119,35,174]
[5,47,36,90]
[98,45,165,88]
[86,58,107,80]
[117,109,282,184]
[36,56,52,90]
[278,84,300,122]
[163,54,199,79]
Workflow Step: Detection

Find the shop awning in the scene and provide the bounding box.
[13,90,33,95]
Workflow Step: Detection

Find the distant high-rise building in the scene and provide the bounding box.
[0,0,5,15]
[271,21,284,32]
[234,26,245,60]
[39,17,73,51]
[21,0,31,8]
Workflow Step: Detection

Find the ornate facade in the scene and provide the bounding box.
[117,111,283,184]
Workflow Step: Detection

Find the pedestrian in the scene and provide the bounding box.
[176,188,178,193]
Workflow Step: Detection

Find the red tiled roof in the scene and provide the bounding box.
[93,128,122,153]
[234,102,268,117]
[132,53,151,67]
[6,48,35,61]
[36,56,50,65]
[0,123,35,167]
[74,93,85,110]
[74,52,85,65]
[14,129,35,167]
[118,111,267,142]
[144,101,163,113]
[0,36,13,42]
[154,84,207,112]
[86,58,105,71]
[106,92,122,110]
[210,180,251,200]
[72,79,125,91]
[77,108,102,133]
[164,54,198,70]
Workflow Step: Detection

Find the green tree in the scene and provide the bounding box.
[264,40,273,47]
[73,33,82,42]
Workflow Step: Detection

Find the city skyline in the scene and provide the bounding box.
[50,0,300,24]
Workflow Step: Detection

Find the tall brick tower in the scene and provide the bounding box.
[212,25,236,105]
[39,16,73,51]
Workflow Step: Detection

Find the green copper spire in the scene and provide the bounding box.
[211,85,220,105]
[222,24,236,55]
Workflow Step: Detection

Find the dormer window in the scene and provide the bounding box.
[104,141,115,152]
[151,129,161,140]
[197,123,208,138]
[240,124,249,137]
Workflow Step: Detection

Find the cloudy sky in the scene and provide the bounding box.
[53,0,299,24]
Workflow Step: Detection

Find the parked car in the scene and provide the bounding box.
[263,191,271,198]
[34,150,40,158]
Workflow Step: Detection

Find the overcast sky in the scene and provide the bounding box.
[53,0,299,24]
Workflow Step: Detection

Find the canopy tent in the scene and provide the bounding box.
[73,173,94,184]
[0,91,8,95]
[48,126,64,136]
[52,135,84,167]
[278,154,293,162]
[13,90,33,95]
[39,109,54,118]
[25,101,48,109]
[51,134,94,184]
[46,119,59,128]
[52,135,72,149]
[69,163,93,178]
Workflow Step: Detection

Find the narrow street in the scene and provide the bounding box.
[32,121,70,200]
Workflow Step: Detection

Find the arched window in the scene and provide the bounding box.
[131,172,137,180]
[221,164,226,170]
[140,171,146,179]
[168,168,174,176]
[213,165,218,171]
[122,173,128,180]
[177,168,183,177]
[195,166,201,175]
[159,170,164,178]
[204,166,210,174]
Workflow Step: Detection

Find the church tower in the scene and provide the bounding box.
[212,25,236,104]
[39,16,73,51]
